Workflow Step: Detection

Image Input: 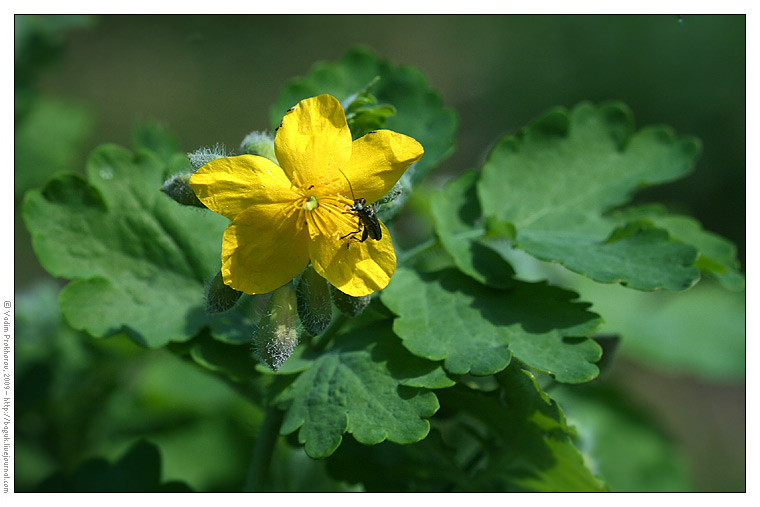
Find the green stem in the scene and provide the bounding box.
[398,237,440,265]
[244,406,284,492]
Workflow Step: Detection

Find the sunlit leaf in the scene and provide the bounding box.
[275,320,442,458]
[22,143,245,348]
[478,102,703,291]
[382,267,602,382]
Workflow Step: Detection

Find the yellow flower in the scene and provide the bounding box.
[190,94,424,297]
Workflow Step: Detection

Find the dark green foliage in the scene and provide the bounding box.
[36,440,193,492]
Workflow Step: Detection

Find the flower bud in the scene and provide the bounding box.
[205,271,242,313]
[329,284,371,317]
[375,180,406,222]
[160,172,205,208]
[188,144,228,171]
[240,131,277,164]
[253,284,299,371]
[296,266,333,335]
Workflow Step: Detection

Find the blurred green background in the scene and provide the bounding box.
[15,14,745,492]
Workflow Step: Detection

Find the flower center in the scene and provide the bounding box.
[303,195,319,211]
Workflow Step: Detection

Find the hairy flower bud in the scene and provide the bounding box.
[160,172,205,208]
[240,131,277,164]
[329,283,371,317]
[205,271,242,313]
[253,284,299,371]
[375,180,406,221]
[296,266,333,335]
[188,144,229,171]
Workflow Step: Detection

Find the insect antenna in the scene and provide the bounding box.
[336,167,356,201]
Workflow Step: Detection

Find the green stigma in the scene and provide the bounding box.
[304,195,319,211]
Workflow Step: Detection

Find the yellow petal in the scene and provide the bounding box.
[190,155,297,220]
[222,203,310,295]
[341,130,424,204]
[274,95,352,187]
[309,221,396,297]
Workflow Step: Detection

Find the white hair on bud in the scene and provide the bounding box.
[188,143,229,171]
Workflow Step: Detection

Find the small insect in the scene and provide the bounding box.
[336,168,382,243]
[342,197,382,242]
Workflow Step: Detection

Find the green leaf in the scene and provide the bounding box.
[22,143,232,348]
[275,320,442,458]
[381,268,602,382]
[478,101,702,291]
[272,46,457,186]
[36,440,193,492]
[436,364,605,492]
[611,205,744,291]
[183,331,259,383]
[551,384,691,492]
[431,170,515,288]
[481,246,745,382]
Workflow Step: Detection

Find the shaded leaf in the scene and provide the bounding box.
[611,204,744,291]
[434,364,605,492]
[36,440,193,492]
[382,267,602,382]
[184,331,259,383]
[325,431,463,492]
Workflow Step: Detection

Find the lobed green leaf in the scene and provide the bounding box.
[22,142,251,348]
[478,101,704,291]
[326,366,605,491]
[381,267,602,382]
[274,320,444,458]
